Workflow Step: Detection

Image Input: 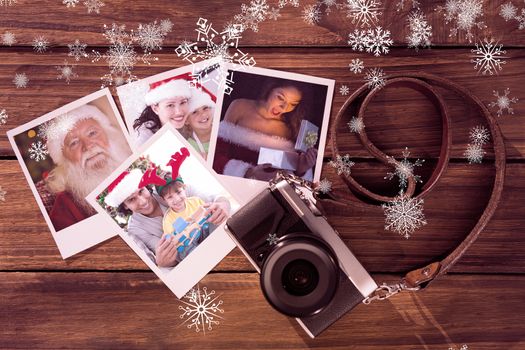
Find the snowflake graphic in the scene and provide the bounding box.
[278,0,300,8]
[407,10,432,49]
[470,38,507,75]
[137,21,168,53]
[0,109,8,125]
[320,0,342,14]
[2,31,16,46]
[316,178,333,194]
[348,116,365,133]
[346,0,383,28]
[13,73,28,88]
[396,0,420,12]
[68,39,88,61]
[84,0,104,13]
[0,0,17,6]
[436,0,486,43]
[179,285,224,334]
[28,141,49,162]
[489,88,518,116]
[364,67,386,89]
[347,27,393,56]
[339,84,350,95]
[267,233,278,245]
[302,4,321,25]
[469,125,490,145]
[176,18,255,94]
[160,19,174,34]
[349,58,364,73]
[500,2,518,21]
[32,35,49,53]
[348,29,367,51]
[329,154,355,177]
[385,147,424,190]
[56,61,78,84]
[268,7,281,20]
[63,0,79,7]
[0,186,6,202]
[464,143,485,163]
[382,191,427,239]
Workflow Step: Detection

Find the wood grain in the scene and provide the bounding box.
[2,272,524,349]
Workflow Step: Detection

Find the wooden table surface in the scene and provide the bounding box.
[1,1,524,349]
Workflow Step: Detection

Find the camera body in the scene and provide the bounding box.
[225,176,377,338]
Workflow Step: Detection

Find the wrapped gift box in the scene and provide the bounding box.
[295,119,319,152]
[257,147,298,171]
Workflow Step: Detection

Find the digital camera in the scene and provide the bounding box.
[225,174,378,338]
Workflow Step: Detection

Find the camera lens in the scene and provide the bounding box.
[281,259,319,296]
[260,234,338,318]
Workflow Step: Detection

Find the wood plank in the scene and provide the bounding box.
[0,0,523,46]
[1,272,524,349]
[1,160,523,274]
[1,48,524,158]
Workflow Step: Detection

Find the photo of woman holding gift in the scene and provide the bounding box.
[212,68,333,182]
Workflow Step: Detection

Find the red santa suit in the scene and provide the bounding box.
[49,191,94,231]
[213,120,302,178]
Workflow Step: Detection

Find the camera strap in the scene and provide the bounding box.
[314,72,506,302]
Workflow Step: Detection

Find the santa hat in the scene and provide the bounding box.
[104,168,144,208]
[144,78,192,106]
[188,89,215,114]
[45,105,113,165]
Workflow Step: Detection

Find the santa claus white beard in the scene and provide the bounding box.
[63,142,128,214]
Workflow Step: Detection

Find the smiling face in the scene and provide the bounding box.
[263,86,302,120]
[122,187,158,216]
[62,118,110,171]
[186,105,213,133]
[161,182,187,213]
[151,97,190,129]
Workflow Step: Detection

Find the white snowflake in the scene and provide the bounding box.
[385,147,424,190]
[500,2,518,21]
[2,31,16,46]
[63,0,79,7]
[382,191,427,239]
[13,73,28,88]
[28,141,49,162]
[32,35,49,53]
[68,39,88,61]
[407,10,432,49]
[347,116,365,133]
[396,0,420,12]
[339,84,350,95]
[320,0,342,13]
[268,7,281,20]
[469,125,490,145]
[364,67,386,89]
[347,27,393,56]
[489,88,518,116]
[137,21,169,53]
[179,285,224,334]
[302,4,321,25]
[347,29,368,51]
[436,0,486,43]
[278,0,300,8]
[0,186,6,202]
[329,154,355,176]
[0,109,8,125]
[0,0,17,6]
[160,19,174,34]
[316,178,333,194]
[349,58,364,73]
[56,61,78,84]
[470,38,507,76]
[346,0,383,28]
[267,233,278,245]
[464,143,485,163]
[84,0,104,13]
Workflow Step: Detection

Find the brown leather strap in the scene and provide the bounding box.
[318,72,506,292]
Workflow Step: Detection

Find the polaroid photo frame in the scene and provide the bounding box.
[116,59,223,162]
[208,64,335,202]
[7,89,134,258]
[86,124,239,298]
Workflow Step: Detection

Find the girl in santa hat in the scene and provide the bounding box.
[184,89,216,160]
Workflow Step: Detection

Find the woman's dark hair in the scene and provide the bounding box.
[133,106,162,134]
[258,79,313,139]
